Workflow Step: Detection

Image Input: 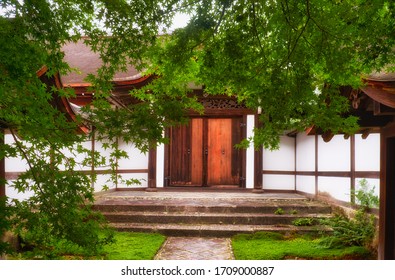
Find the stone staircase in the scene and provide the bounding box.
[94,191,333,237]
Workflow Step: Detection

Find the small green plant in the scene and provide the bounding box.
[290,209,298,215]
[352,179,379,211]
[292,217,316,226]
[274,208,285,215]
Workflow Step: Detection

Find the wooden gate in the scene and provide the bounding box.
[167,117,244,187]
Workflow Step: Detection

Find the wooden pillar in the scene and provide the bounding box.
[0,130,5,198]
[350,134,356,204]
[147,146,157,191]
[379,123,395,259]
[91,128,96,190]
[294,135,297,191]
[314,134,318,196]
[253,114,263,192]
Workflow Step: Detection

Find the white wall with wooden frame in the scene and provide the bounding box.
[261,131,380,203]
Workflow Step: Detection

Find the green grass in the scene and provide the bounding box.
[9,232,166,260]
[102,232,166,260]
[232,232,375,260]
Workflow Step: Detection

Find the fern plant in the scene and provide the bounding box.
[321,180,379,251]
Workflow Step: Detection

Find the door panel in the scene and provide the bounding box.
[190,119,203,185]
[207,118,241,186]
[169,119,203,186]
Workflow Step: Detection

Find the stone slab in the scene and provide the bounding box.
[155,237,234,260]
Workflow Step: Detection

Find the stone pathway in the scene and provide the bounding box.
[154,237,235,260]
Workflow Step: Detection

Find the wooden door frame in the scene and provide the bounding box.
[379,121,395,259]
[164,115,247,188]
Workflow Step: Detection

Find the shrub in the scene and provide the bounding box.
[321,181,379,252]
[321,210,376,249]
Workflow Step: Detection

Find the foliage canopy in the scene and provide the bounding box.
[2,0,395,147]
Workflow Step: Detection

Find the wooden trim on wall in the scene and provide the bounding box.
[5,169,149,180]
[262,170,380,179]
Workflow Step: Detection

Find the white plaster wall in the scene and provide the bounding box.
[318,135,350,171]
[156,142,165,188]
[117,140,149,170]
[318,177,351,202]
[262,174,295,190]
[262,136,295,171]
[355,133,380,171]
[296,175,315,195]
[296,133,315,171]
[4,134,28,173]
[246,115,255,189]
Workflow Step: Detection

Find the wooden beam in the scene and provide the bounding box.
[254,114,263,192]
[361,129,371,139]
[147,146,157,191]
[315,134,318,196]
[91,128,95,190]
[350,134,356,204]
[379,122,395,259]
[322,131,334,142]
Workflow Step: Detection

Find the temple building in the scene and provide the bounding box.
[2,40,395,259]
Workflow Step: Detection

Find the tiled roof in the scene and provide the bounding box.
[61,40,142,86]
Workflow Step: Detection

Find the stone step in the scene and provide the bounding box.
[111,223,332,237]
[94,191,333,237]
[94,200,332,215]
[102,211,332,225]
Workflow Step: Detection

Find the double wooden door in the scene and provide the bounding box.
[168,117,244,187]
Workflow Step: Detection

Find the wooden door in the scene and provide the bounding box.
[169,118,203,186]
[168,117,242,187]
[207,118,242,186]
